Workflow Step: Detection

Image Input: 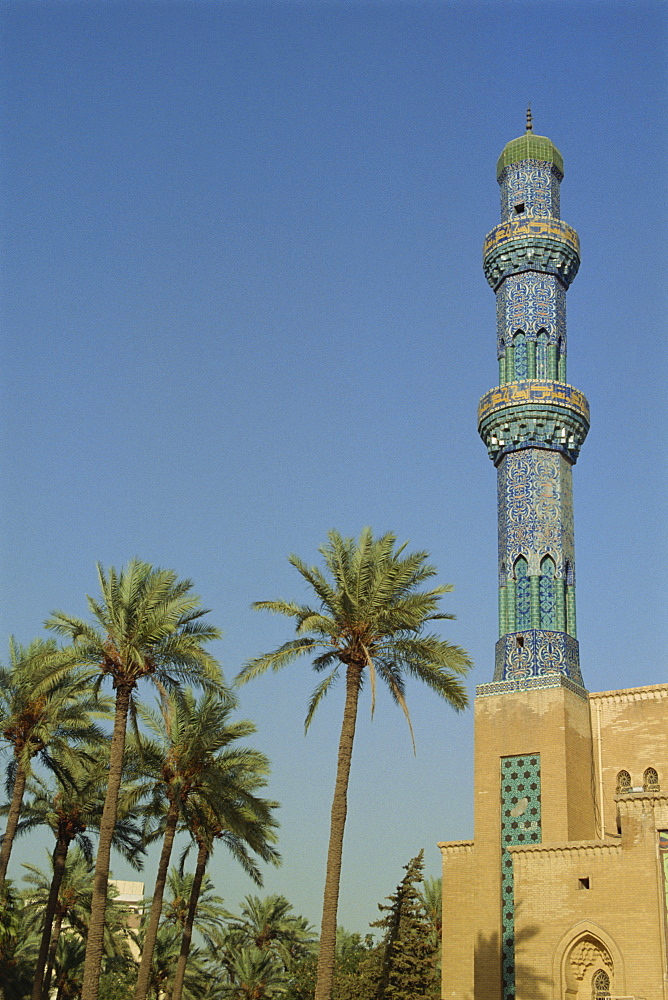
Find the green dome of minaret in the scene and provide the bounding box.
[496,107,564,179]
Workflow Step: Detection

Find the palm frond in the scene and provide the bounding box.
[236,638,321,684]
[304,669,339,733]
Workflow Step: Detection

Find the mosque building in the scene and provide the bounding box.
[439,114,668,1000]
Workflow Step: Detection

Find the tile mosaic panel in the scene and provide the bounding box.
[477,673,587,699]
[500,754,542,1000]
[497,449,575,579]
[494,631,583,687]
[497,451,569,578]
[539,561,557,629]
[500,162,560,221]
[495,274,566,355]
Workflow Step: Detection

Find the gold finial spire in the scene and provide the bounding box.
[526,105,533,132]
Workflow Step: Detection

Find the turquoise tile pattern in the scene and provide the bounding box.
[500,754,542,1000]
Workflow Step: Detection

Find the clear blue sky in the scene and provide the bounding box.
[1,0,666,935]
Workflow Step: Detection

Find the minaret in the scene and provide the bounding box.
[478,110,589,689]
[442,119,666,1000]
[469,117,597,1000]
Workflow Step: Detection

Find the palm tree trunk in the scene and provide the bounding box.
[315,662,362,1000]
[43,908,64,1000]
[168,838,208,1000]
[33,832,71,1000]
[134,798,180,1000]
[0,757,28,888]
[81,683,133,1000]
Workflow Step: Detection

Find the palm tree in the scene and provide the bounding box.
[24,869,136,1000]
[141,923,209,1000]
[226,895,315,973]
[0,880,39,1000]
[22,848,95,998]
[161,867,228,947]
[46,560,226,1000]
[134,870,226,997]
[219,945,288,1000]
[17,750,145,1000]
[0,637,104,891]
[169,762,281,1000]
[22,848,143,998]
[236,529,472,1000]
[419,875,442,975]
[132,688,256,1000]
[50,934,87,1000]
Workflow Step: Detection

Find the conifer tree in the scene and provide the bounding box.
[372,851,439,1000]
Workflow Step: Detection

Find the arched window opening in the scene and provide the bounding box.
[513,331,528,380]
[515,557,530,630]
[643,767,660,791]
[536,330,548,379]
[592,968,611,997]
[539,556,557,630]
[616,770,631,794]
[557,336,566,381]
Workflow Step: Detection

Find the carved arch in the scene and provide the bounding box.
[643,766,660,791]
[616,769,631,793]
[553,922,625,1000]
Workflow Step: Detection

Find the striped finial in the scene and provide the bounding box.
[526,105,533,132]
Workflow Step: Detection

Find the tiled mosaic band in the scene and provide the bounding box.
[476,673,588,700]
[483,218,579,258]
[479,382,589,421]
[494,630,583,686]
[483,220,580,291]
[479,381,590,464]
[500,754,542,1000]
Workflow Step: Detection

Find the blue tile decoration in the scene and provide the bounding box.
[478,391,589,465]
[497,450,574,578]
[477,673,587,700]
[494,631,584,687]
[513,333,528,379]
[495,274,566,358]
[483,217,580,291]
[539,559,557,629]
[500,161,561,220]
[500,755,542,1000]
[479,127,589,692]
[515,558,531,629]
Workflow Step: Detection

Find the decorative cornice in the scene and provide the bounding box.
[479,381,589,421]
[588,682,668,704]
[483,217,580,290]
[477,672,588,700]
[438,840,475,856]
[615,792,668,805]
[478,381,590,464]
[508,840,622,859]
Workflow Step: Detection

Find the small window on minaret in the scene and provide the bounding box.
[577,877,590,890]
[514,203,525,214]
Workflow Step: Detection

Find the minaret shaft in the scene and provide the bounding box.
[479,130,589,690]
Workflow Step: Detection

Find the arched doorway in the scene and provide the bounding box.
[554,924,625,1000]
